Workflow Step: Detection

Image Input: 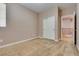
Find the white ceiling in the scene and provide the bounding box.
[21,3,76,13]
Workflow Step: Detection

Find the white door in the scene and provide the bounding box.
[43,16,56,39]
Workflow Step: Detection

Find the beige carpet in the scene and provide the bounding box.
[0,38,79,56]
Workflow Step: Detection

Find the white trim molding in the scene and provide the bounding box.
[76,45,79,51]
[0,36,58,49]
[0,37,38,48]
[38,36,59,42]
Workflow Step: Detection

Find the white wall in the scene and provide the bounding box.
[38,6,58,40]
[0,4,38,46]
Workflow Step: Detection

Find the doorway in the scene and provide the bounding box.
[61,14,76,44]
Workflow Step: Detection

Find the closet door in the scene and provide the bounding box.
[43,16,56,40]
[61,15,75,43]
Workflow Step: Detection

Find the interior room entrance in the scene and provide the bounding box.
[61,14,76,44]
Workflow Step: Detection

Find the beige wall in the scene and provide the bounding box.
[61,6,76,16]
[77,4,79,49]
[0,3,76,46]
[0,4,38,46]
[38,6,58,40]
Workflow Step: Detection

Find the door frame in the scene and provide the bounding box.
[61,14,75,43]
[74,14,76,45]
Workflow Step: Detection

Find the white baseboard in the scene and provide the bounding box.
[0,37,38,48]
[76,45,79,51]
[0,36,58,49]
[38,36,59,42]
[77,48,79,51]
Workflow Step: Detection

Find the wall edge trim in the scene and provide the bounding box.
[0,37,38,48]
